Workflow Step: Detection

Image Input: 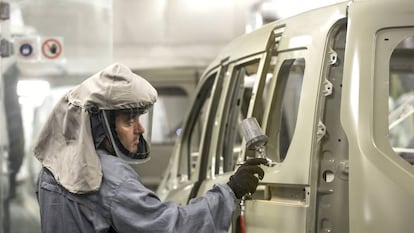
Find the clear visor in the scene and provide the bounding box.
[101,107,153,164]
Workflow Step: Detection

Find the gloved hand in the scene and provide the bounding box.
[227,158,267,199]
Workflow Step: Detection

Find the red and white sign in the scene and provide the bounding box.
[41,37,63,60]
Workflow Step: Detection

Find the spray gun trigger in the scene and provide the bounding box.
[264,157,277,167]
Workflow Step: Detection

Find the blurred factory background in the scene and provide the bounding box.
[0,0,343,232]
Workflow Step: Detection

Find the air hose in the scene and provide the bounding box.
[240,196,247,233]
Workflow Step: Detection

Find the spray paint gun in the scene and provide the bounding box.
[236,117,275,233]
[239,117,276,167]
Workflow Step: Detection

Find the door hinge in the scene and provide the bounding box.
[317,120,326,142]
[322,79,333,96]
[328,48,338,65]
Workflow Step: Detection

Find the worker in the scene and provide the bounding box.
[33,63,266,233]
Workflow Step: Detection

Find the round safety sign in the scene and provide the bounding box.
[19,43,33,57]
[41,38,62,59]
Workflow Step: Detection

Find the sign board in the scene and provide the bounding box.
[14,37,40,61]
[41,37,63,61]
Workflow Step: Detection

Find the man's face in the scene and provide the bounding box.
[114,112,145,153]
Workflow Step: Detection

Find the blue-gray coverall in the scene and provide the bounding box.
[37,149,236,233]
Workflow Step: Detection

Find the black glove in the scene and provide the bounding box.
[227,158,267,199]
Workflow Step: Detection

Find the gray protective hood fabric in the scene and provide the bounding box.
[33,63,158,193]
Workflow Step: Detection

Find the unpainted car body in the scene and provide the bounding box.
[157,0,414,232]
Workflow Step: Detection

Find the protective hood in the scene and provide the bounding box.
[33,63,158,193]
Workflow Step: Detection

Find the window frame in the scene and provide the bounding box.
[213,57,262,175]
[262,50,307,164]
[176,69,222,183]
[374,27,414,168]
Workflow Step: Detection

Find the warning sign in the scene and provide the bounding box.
[14,37,39,61]
[41,37,63,60]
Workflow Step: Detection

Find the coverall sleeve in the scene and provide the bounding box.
[110,178,236,233]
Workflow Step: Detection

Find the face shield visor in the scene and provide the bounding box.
[101,107,153,164]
